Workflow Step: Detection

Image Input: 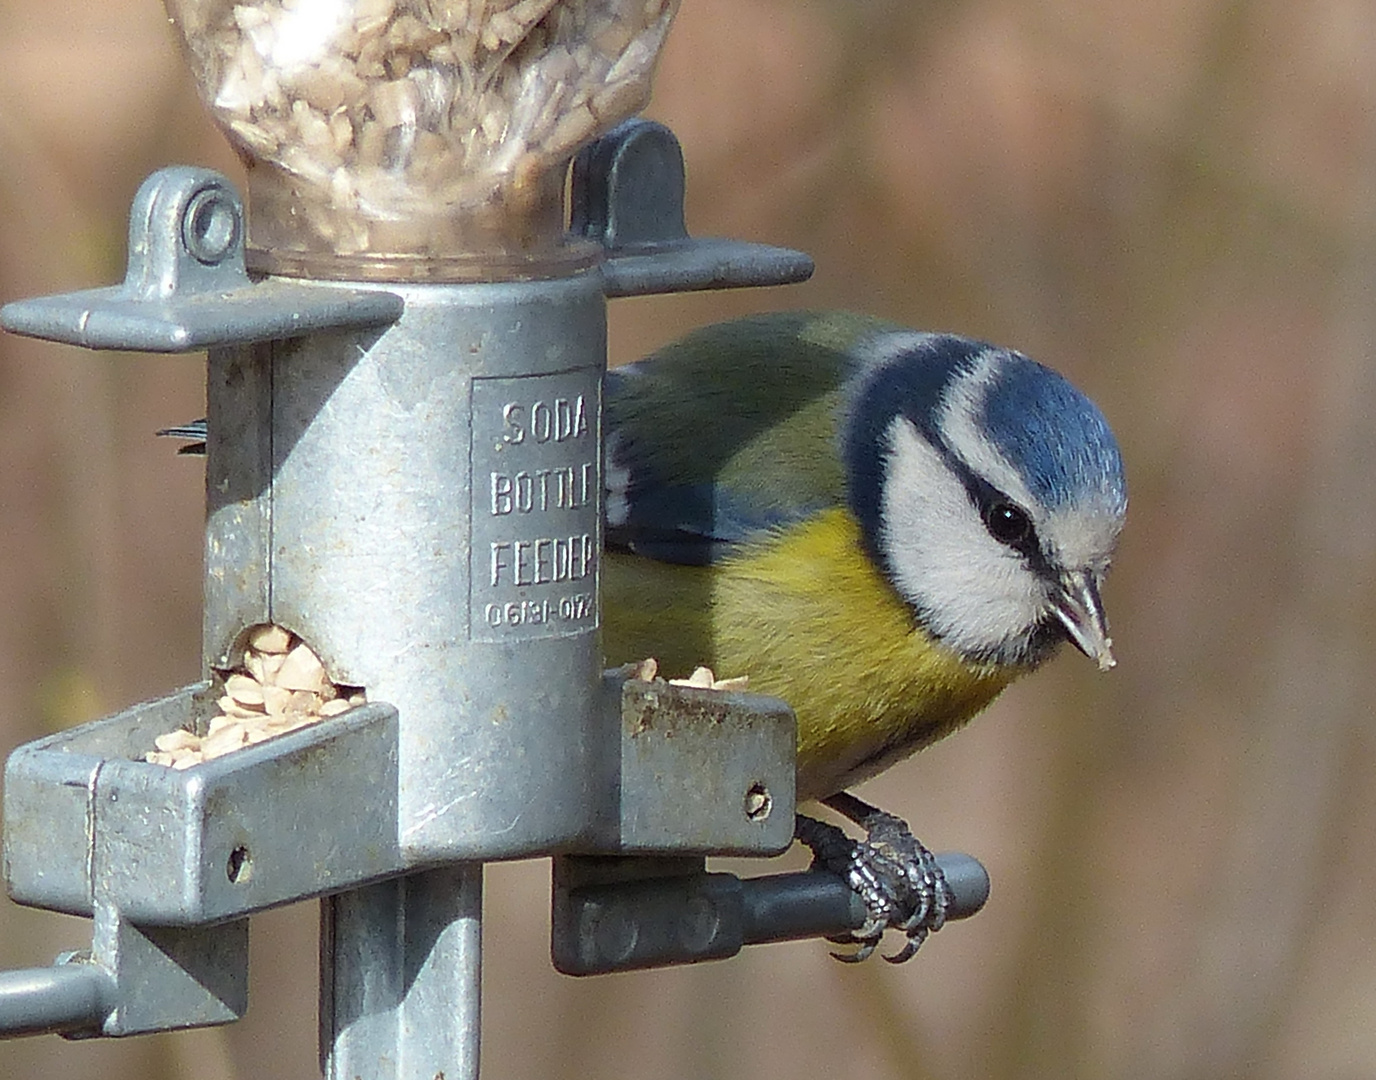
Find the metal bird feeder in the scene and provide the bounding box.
[0,5,988,1076]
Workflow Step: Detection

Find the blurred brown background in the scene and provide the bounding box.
[2,0,1374,1077]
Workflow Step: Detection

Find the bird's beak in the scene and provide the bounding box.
[1051,570,1116,671]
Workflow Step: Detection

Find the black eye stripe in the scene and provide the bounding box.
[957,471,1052,571]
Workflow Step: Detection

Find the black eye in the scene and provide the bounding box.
[984,502,1033,547]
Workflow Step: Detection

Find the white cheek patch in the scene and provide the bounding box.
[880,418,1048,659]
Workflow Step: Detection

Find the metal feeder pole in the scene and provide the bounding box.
[252,271,610,1080]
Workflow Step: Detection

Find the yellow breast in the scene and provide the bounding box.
[602,508,1021,801]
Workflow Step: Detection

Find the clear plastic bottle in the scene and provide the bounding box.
[165,0,679,279]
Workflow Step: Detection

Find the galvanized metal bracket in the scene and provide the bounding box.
[86,905,249,1037]
[0,910,247,1040]
[3,675,792,927]
[0,168,404,352]
[594,669,796,857]
[551,851,992,976]
[572,118,815,297]
[4,684,401,924]
[551,671,988,975]
[0,671,802,1034]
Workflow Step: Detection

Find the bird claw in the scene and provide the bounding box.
[796,796,952,964]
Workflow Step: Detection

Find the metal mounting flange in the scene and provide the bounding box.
[572,118,815,297]
[0,168,404,352]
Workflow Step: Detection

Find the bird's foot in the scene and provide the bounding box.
[795,792,951,963]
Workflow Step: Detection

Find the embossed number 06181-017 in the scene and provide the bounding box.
[482,593,595,629]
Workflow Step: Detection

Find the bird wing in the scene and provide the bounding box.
[604,311,895,565]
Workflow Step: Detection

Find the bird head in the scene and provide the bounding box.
[843,333,1127,671]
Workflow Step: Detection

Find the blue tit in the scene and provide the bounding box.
[162,310,1127,961]
[603,310,1126,960]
